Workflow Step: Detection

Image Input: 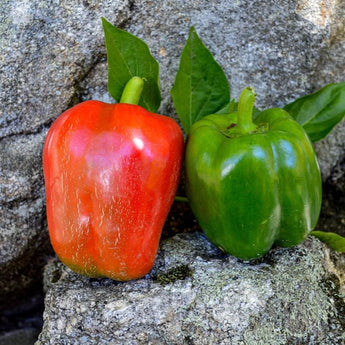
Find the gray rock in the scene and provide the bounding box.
[36,232,345,345]
[1,0,345,313]
[0,131,49,305]
[0,328,40,345]
[315,124,345,181]
[81,0,345,178]
[0,0,131,304]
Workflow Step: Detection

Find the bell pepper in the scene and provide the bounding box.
[185,87,322,260]
[43,77,184,280]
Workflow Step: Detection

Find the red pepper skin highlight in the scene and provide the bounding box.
[43,101,184,281]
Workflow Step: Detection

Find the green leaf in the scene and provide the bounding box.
[171,27,230,133]
[311,231,345,252]
[215,99,237,115]
[101,17,161,112]
[283,82,345,142]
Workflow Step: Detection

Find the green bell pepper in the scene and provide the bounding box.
[185,87,322,260]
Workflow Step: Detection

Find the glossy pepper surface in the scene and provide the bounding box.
[43,83,184,280]
[185,87,322,260]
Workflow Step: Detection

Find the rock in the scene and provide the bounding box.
[36,232,345,345]
[0,131,50,307]
[0,0,131,305]
[1,0,345,325]
[0,328,41,345]
[80,0,345,178]
[0,291,44,344]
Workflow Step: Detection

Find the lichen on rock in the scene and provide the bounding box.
[36,232,345,344]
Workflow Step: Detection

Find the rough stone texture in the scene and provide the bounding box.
[0,328,41,345]
[1,0,345,330]
[78,0,345,178]
[0,0,131,306]
[36,232,345,345]
[301,0,345,179]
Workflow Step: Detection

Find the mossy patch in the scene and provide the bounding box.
[154,264,194,285]
[320,273,345,330]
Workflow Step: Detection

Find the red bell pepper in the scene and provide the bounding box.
[43,77,184,281]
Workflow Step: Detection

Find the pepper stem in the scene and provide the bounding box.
[236,87,257,134]
[120,76,144,105]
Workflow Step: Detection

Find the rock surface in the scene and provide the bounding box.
[36,232,345,345]
[125,0,345,178]
[1,0,345,339]
[0,0,131,306]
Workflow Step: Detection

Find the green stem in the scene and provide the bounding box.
[120,76,144,105]
[174,196,189,203]
[236,87,257,134]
